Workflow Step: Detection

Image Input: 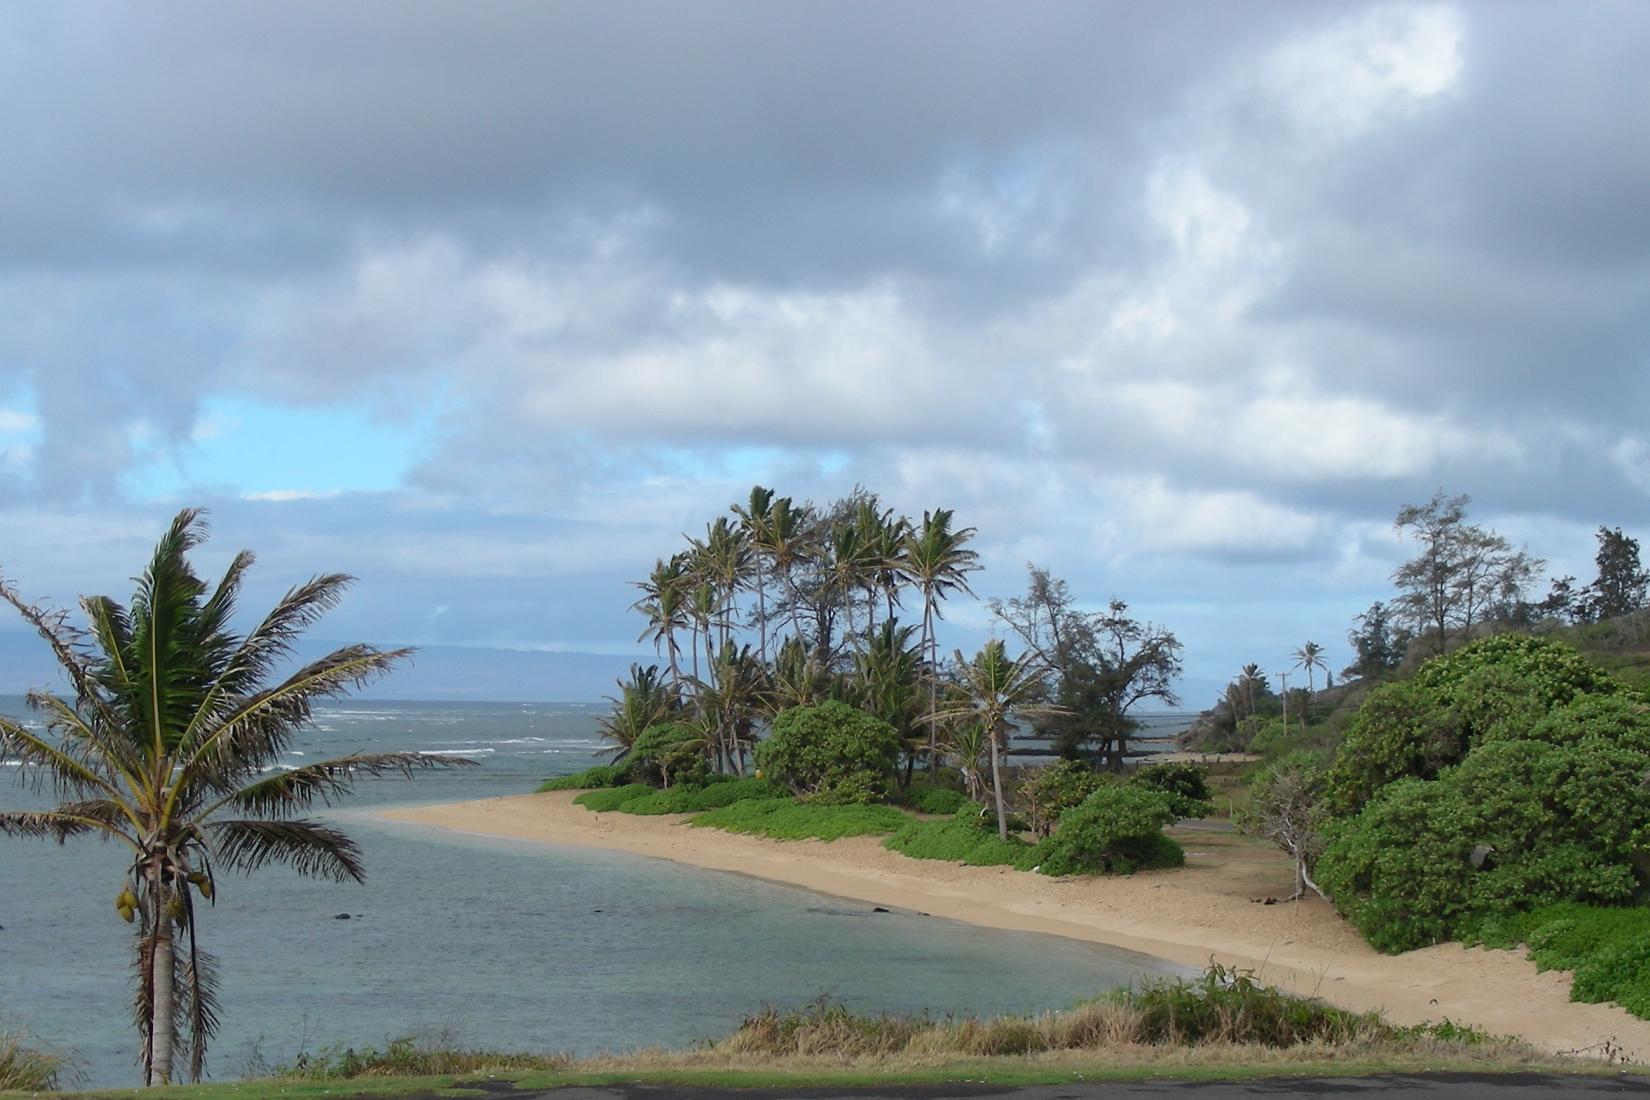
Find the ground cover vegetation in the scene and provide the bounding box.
[0,510,470,1087]
[103,964,1560,1095]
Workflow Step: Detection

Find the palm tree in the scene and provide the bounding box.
[632,557,689,693]
[754,497,816,650]
[941,722,989,804]
[688,518,749,654]
[765,636,836,715]
[824,516,879,657]
[1239,662,1264,721]
[597,664,680,760]
[896,509,981,777]
[936,640,1059,841]
[0,510,470,1085]
[853,619,925,784]
[1292,642,1326,734]
[696,643,768,774]
[732,486,777,659]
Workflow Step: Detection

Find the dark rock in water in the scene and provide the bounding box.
[334,913,351,920]
[592,908,603,913]
[872,906,890,913]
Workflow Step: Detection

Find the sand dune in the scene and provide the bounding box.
[375,791,1650,1061]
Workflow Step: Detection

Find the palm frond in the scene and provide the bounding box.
[0,714,124,801]
[0,580,124,734]
[208,819,367,882]
[214,752,478,818]
[179,645,411,786]
[0,803,134,844]
[176,888,220,1082]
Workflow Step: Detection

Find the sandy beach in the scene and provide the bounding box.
[377,791,1650,1060]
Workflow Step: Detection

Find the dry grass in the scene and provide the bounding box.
[0,1026,77,1091]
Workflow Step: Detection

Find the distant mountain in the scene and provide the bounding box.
[0,630,643,703]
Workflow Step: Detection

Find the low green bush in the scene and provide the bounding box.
[756,701,901,804]
[618,777,781,815]
[1474,902,1650,1020]
[1129,762,1214,819]
[690,797,909,841]
[537,764,629,792]
[628,722,709,788]
[572,783,656,811]
[1035,785,1183,877]
[883,818,1041,870]
[1019,760,1102,837]
[899,781,970,815]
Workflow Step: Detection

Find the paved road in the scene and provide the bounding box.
[440,1074,1649,1100]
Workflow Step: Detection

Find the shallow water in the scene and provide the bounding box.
[0,698,1183,1087]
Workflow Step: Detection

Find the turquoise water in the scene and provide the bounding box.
[0,699,1182,1087]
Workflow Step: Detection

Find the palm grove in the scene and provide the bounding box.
[604,487,1184,838]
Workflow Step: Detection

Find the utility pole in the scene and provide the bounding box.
[1275,671,1290,734]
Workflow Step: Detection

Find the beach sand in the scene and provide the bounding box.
[376,791,1650,1060]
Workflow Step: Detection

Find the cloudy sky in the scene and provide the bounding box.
[1,2,1647,703]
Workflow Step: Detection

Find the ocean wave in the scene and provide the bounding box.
[418,748,494,758]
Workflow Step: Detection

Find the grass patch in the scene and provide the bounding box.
[572,783,656,811]
[689,798,909,840]
[279,1035,571,1080]
[538,764,628,792]
[620,778,782,815]
[1476,902,1650,1018]
[883,818,1042,870]
[0,1026,75,1091]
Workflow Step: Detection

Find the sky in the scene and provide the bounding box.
[1,1,1648,704]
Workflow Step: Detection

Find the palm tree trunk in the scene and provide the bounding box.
[756,560,769,660]
[924,594,939,779]
[988,726,1008,843]
[148,876,176,1086]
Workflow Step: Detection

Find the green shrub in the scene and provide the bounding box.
[572,783,656,812]
[1325,636,1631,814]
[1019,760,1102,837]
[537,764,628,792]
[1129,762,1214,819]
[618,777,781,815]
[690,797,909,841]
[883,818,1041,870]
[899,779,970,815]
[1471,902,1650,1020]
[953,800,1028,835]
[628,722,709,788]
[755,701,901,804]
[1035,785,1183,876]
[1317,735,1650,952]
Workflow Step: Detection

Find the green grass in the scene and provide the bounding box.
[689,797,909,840]
[1476,902,1650,1018]
[571,783,656,811]
[618,778,782,814]
[883,818,1042,870]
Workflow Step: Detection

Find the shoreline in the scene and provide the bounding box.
[373,791,1650,1060]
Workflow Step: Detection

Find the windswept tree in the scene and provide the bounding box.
[994,568,1181,772]
[1391,491,1543,651]
[896,509,981,776]
[0,510,471,1086]
[1344,601,1405,680]
[1587,526,1650,621]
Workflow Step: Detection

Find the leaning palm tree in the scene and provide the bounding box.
[895,509,981,777]
[934,640,1059,841]
[0,510,471,1086]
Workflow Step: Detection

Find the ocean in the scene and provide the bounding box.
[0,698,1183,1088]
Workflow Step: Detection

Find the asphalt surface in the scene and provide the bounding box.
[431,1075,1650,1100]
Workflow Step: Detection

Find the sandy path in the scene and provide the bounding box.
[374,792,1650,1060]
